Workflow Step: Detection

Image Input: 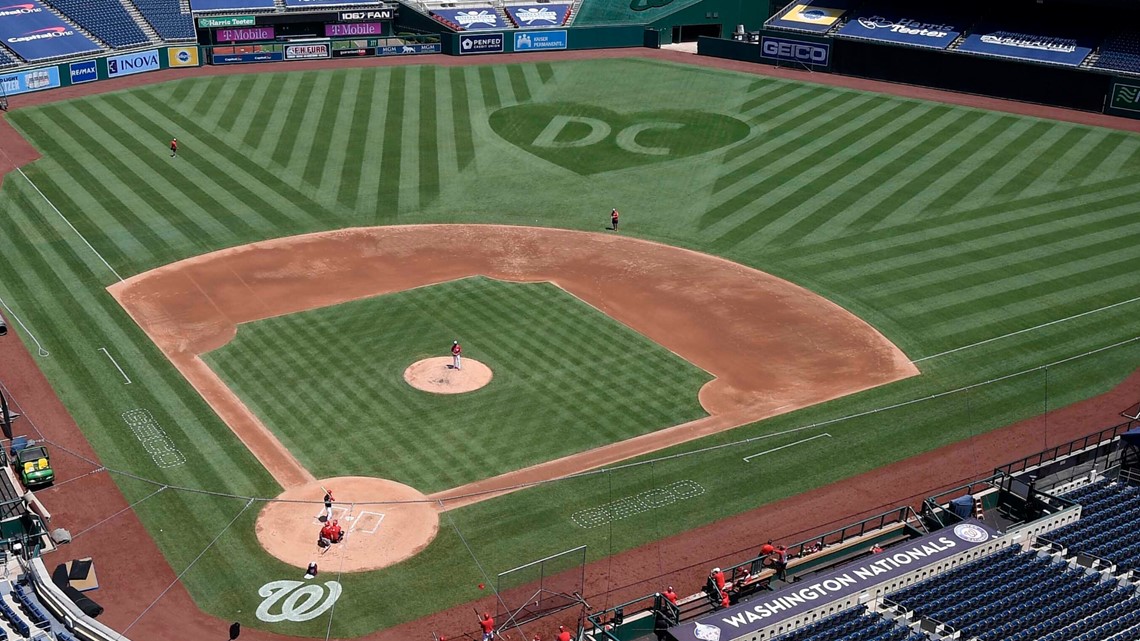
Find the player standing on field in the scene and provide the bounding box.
[451,340,463,370]
[170,137,178,158]
[611,208,619,231]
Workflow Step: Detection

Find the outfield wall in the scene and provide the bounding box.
[440,25,646,55]
[0,46,201,99]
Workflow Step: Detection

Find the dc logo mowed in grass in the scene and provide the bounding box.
[490,103,750,174]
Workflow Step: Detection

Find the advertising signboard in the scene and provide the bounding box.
[0,0,101,61]
[505,4,568,28]
[107,49,160,78]
[324,22,382,37]
[167,46,200,67]
[189,0,274,10]
[513,30,566,51]
[198,16,255,28]
[68,60,98,84]
[216,26,274,42]
[759,35,830,67]
[958,27,1091,66]
[284,43,330,59]
[459,32,504,54]
[433,8,505,30]
[377,43,441,56]
[0,65,59,95]
[837,13,959,49]
[338,9,394,21]
[767,2,849,33]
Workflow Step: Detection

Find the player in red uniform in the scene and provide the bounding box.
[662,586,678,605]
[170,137,178,158]
[478,612,494,640]
[610,208,619,231]
[451,340,463,370]
[556,625,572,641]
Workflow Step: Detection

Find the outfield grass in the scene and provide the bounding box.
[204,277,711,492]
[0,58,1137,636]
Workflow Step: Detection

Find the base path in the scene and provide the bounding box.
[109,225,916,500]
[256,477,438,572]
[404,357,493,394]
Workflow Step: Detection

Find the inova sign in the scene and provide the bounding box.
[107,49,160,78]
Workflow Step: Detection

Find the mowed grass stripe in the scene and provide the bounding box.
[704,96,897,239]
[478,66,499,110]
[758,102,942,248]
[864,207,1140,302]
[993,126,1089,198]
[398,68,421,213]
[167,77,196,105]
[226,73,275,146]
[0,188,261,495]
[336,70,377,209]
[244,73,299,152]
[130,90,340,228]
[737,81,801,114]
[188,76,226,118]
[449,66,476,172]
[954,120,1063,203]
[914,116,1037,214]
[301,71,349,189]
[354,71,389,214]
[1059,130,1127,186]
[507,64,530,103]
[795,105,962,243]
[269,72,320,167]
[315,71,360,204]
[419,66,440,206]
[536,62,554,83]
[216,75,259,134]
[16,105,202,261]
[717,87,850,173]
[284,73,335,179]
[819,179,1140,279]
[97,95,278,240]
[860,114,1022,230]
[375,67,406,221]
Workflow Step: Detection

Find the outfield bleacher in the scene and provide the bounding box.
[133,0,196,41]
[1050,479,1140,570]
[48,0,151,48]
[1095,33,1140,74]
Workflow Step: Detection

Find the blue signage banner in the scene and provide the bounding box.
[767,1,851,34]
[505,4,569,28]
[958,28,1092,66]
[433,8,504,30]
[211,51,284,64]
[670,521,999,641]
[68,59,98,84]
[759,35,831,67]
[0,0,101,61]
[837,13,959,49]
[376,43,441,56]
[458,32,503,54]
[514,29,566,51]
[188,0,274,9]
[0,65,59,96]
[107,49,160,78]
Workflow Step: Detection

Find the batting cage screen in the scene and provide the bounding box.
[495,545,587,630]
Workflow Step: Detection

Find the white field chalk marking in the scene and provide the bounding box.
[743,433,832,462]
[98,347,131,384]
[912,294,1140,363]
[351,511,385,535]
[0,295,49,357]
[18,167,123,282]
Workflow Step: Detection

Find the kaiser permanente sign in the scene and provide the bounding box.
[670,521,998,641]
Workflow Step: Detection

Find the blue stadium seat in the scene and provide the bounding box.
[46,0,150,48]
[131,0,196,40]
[0,48,15,67]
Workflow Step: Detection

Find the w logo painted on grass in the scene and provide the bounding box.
[256,580,342,622]
[490,103,749,175]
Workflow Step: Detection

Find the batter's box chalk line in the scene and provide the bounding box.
[570,480,704,529]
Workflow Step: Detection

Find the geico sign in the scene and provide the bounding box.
[760,37,829,64]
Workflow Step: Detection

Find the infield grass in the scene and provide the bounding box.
[0,58,1137,636]
[204,277,711,492]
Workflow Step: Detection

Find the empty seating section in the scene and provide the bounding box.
[132,0,196,40]
[772,605,926,641]
[1049,480,1140,569]
[47,0,150,48]
[1095,33,1140,74]
[887,547,1140,641]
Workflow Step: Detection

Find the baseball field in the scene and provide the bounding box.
[0,55,1137,639]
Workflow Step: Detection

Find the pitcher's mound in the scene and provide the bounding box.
[404,357,492,394]
[255,477,439,572]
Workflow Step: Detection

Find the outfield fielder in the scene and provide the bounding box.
[451,340,462,370]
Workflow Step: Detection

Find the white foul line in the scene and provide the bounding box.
[743,433,832,462]
[18,167,123,283]
[98,347,131,384]
[912,295,1140,363]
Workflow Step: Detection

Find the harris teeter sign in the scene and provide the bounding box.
[838,13,959,49]
[669,520,998,641]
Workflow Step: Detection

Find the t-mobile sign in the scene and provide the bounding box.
[215,26,275,42]
[324,22,383,37]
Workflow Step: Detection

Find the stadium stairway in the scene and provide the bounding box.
[119,0,163,46]
[566,0,581,25]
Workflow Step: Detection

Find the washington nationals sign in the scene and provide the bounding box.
[256,580,342,622]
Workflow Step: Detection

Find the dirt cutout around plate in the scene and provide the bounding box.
[256,477,438,572]
[404,357,493,394]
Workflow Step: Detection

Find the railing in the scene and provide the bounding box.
[994,419,1137,478]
